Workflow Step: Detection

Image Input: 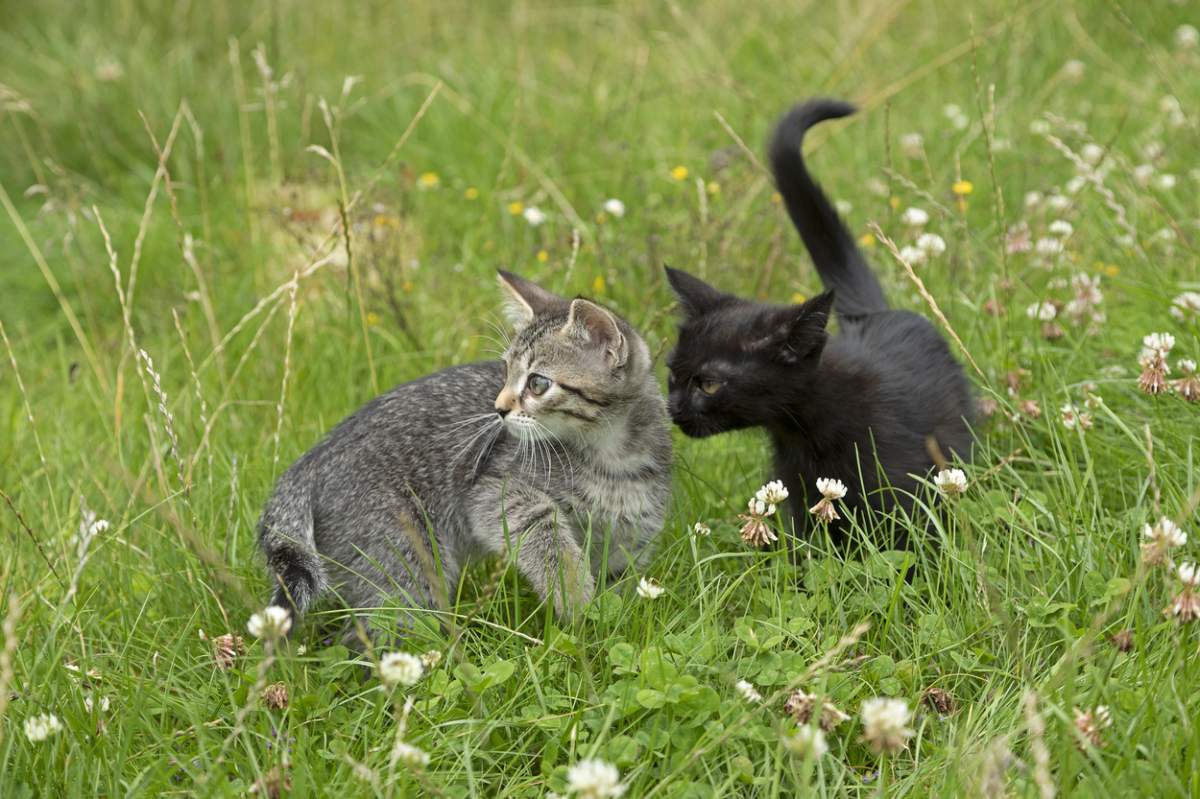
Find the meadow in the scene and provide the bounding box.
[1,0,1199,795]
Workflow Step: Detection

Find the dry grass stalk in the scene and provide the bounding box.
[871,222,986,383]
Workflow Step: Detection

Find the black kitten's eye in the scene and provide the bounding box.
[527,374,552,396]
[699,379,723,396]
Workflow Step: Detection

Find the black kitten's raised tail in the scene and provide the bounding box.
[768,99,888,319]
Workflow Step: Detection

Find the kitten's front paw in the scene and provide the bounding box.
[550,567,595,621]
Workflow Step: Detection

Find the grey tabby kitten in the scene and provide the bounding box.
[258,271,672,633]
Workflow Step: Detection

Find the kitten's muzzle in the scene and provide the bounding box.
[494,386,518,417]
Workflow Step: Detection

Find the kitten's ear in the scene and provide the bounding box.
[561,299,628,367]
[781,290,835,362]
[752,290,835,363]
[664,266,730,317]
[496,270,563,327]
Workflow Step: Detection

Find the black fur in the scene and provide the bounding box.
[665,99,973,545]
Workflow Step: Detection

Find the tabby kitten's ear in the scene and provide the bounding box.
[664,266,734,317]
[561,299,628,367]
[753,290,836,363]
[497,270,565,328]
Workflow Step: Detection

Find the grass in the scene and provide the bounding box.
[1,0,1198,795]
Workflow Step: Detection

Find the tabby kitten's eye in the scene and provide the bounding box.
[699,379,723,396]
[526,374,552,396]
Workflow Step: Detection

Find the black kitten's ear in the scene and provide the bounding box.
[796,290,835,331]
[751,290,835,363]
[497,270,565,328]
[664,266,731,317]
[561,299,628,366]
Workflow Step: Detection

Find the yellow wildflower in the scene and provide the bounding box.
[671,165,689,181]
[592,275,607,294]
[889,196,901,210]
[464,186,480,200]
[858,232,876,248]
[706,181,721,196]
[1104,264,1119,276]
[417,172,439,189]
[507,201,524,216]
[790,292,807,304]
[402,280,415,293]
[365,311,381,326]
[952,180,974,196]
[536,249,549,263]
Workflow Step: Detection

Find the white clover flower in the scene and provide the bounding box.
[1144,517,1187,549]
[246,606,292,639]
[1025,302,1058,321]
[1179,562,1200,588]
[1156,174,1178,190]
[1035,237,1064,256]
[566,758,626,799]
[933,468,968,497]
[916,233,946,256]
[1023,190,1043,209]
[1140,517,1186,565]
[603,198,626,218]
[1048,220,1074,238]
[866,177,889,197]
[1170,292,1200,320]
[860,698,914,755]
[636,577,665,600]
[782,726,829,759]
[942,104,968,130]
[900,132,924,158]
[1080,143,1104,165]
[756,480,789,506]
[522,206,547,226]
[735,679,763,703]
[1062,59,1086,80]
[1143,332,1176,358]
[1071,273,1102,304]
[747,497,776,517]
[83,694,110,714]
[898,245,927,266]
[692,521,712,537]
[834,199,853,215]
[1045,193,1071,212]
[1065,175,1087,195]
[1179,359,1197,375]
[393,741,430,768]
[901,207,930,227]
[1133,163,1155,186]
[1176,24,1200,50]
[24,713,63,743]
[1059,404,1078,429]
[816,478,847,501]
[1154,227,1178,245]
[379,652,425,687]
[421,650,443,669]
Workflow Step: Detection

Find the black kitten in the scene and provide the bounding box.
[665,98,973,545]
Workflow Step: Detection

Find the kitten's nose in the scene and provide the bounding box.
[494,386,518,418]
